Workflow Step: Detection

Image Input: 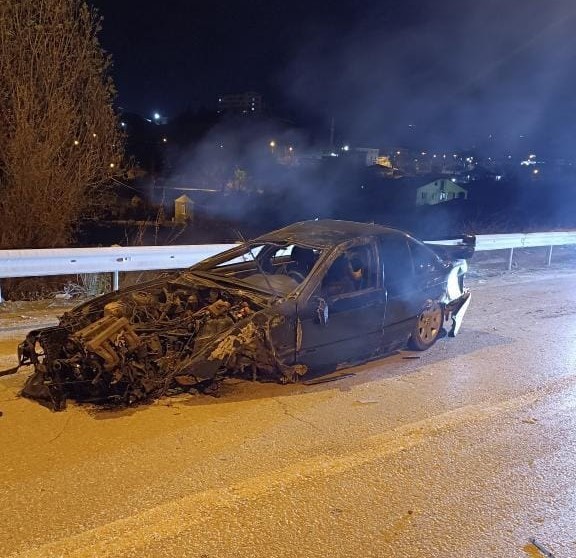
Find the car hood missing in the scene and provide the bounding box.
[16,272,302,411]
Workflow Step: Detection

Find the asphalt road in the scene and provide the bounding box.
[1,269,575,557]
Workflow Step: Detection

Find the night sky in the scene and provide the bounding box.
[91,0,576,154]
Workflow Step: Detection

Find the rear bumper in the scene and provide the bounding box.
[445,291,471,336]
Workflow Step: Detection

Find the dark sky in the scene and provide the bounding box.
[90,0,576,154]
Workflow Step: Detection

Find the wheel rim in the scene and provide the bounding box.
[417,303,442,343]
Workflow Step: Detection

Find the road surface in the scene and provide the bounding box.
[1,269,575,557]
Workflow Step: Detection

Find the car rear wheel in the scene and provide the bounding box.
[409,301,443,350]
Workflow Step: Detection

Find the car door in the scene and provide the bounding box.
[296,240,386,370]
[379,234,447,352]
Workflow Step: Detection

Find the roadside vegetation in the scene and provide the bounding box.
[0,0,127,250]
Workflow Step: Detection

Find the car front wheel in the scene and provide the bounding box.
[409,301,443,350]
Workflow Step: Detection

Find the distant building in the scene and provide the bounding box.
[416,178,468,206]
[340,147,379,166]
[174,194,194,224]
[217,92,263,116]
[376,155,393,168]
[355,148,379,166]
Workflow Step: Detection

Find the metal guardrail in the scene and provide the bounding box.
[475,231,576,250]
[427,231,576,271]
[475,232,576,270]
[1,231,575,301]
[0,244,235,301]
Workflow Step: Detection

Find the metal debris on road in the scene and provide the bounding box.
[304,373,356,385]
[528,537,556,558]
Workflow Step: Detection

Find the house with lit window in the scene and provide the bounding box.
[416,178,468,206]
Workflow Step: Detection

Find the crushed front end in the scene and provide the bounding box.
[17,277,301,411]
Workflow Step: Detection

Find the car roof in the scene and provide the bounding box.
[254,219,407,249]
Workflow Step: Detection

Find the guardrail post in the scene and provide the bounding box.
[112,271,119,291]
[547,245,553,266]
[508,247,514,271]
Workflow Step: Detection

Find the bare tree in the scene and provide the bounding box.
[0,0,126,249]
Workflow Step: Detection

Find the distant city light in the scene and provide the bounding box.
[92,133,97,138]
[451,178,457,182]
[269,140,276,148]
[342,145,350,151]
[162,137,167,143]
[109,163,115,168]
[120,122,126,128]
[533,169,540,174]
[73,140,79,146]
[396,151,401,155]
[288,146,293,152]
[153,112,160,120]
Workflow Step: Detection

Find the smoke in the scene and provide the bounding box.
[280,0,576,156]
[155,0,576,237]
[162,116,357,229]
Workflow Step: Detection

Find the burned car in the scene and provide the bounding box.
[15,220,474,410]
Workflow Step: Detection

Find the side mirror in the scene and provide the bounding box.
[314,297,329,326]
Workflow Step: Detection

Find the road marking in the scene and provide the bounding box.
[11,384,561,558]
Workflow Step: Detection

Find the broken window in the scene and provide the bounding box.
[408,239,443,275]
[321,244,376,297]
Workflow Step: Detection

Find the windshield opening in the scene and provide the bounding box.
[194,242,324,294]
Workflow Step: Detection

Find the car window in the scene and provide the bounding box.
[408,239,442,275]
[321,244,376,297]
[379,235,413,296]
[214,245,263,267]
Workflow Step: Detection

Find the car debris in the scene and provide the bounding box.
[303,373,357,385]
[528,537,556,558]
[6,220,474,411]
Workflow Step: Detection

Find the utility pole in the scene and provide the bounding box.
[329,116,335,152]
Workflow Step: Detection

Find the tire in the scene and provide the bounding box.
[409,301,443,351]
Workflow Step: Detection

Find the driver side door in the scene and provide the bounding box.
[296,241,386,371]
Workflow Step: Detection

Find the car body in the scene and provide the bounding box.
[17,220,474,410]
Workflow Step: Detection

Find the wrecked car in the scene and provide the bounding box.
[14,219,474,410]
